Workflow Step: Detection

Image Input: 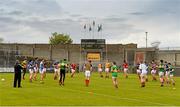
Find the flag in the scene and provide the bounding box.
[84,24,86,29]
[98,24,102,32]
[100,24,102,31]
[93,21,95,26]
[89,26,92,31]
[97,25,100,32]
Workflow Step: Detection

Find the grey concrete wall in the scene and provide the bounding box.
[0,43,137,68]
[158,50,180,66]
[1,43,179,74]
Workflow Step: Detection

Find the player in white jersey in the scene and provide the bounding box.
[53,61,59,80]
[39,59,45,83]
[139,61,148,87]
[33,58,39,81]
[98,63,103,77]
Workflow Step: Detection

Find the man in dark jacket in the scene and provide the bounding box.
[14,60,23,88]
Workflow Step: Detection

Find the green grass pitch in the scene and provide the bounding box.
[0,72,180,106]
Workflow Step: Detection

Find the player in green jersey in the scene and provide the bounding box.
[59,59,67,86]
[111,61,118,88]
[158,60,165,87]
[168,63,175,87]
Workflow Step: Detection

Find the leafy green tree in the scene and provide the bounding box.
[49,32,73,45]
[0,38,3,43]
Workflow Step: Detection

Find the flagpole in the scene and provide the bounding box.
[84,26,85,39]
[101,29,102,39]
[97,24,100,39]
[89,24,91,39]
[85,26,87,39]
[93,27,94,39]
[93,21,95,39]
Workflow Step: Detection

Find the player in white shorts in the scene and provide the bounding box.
[158,60,165,87]
[84,60,92,87]
[168,63,175,87]
[39,59,45,83]
[98,63,103,77]
[105,60,111,78]
[164,61,170,84]
[139,61,148,87]
[33,58,39,81]
[70,63,76,78]
[151,60,157,81]
[53,61,59,80]
[136,63,141,80]
[28,60,34,83]
[122,60,129,78]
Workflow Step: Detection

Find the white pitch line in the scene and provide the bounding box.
[60,87,169,106]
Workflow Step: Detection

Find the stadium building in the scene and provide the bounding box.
[0,40,180,75]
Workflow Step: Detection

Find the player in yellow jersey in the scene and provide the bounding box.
[21,59,27,80]
[84,60,92,87]
[105,59,111,78]
[98,63,103,77]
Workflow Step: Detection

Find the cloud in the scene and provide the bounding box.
[0,0,179,48]
[129,12,145,16]
[142,0,180,16]
[102,17,127,23]
[0,9,25,16]
[8,10,24,15]
[69,14,82,18]
[0,0,62,17]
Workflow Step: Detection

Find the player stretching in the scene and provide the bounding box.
[28,60,34,82]
[84,60,92,87]
[111,61,118,88]
[151,60,157,81]
[70,63,76,77]
[168,63,175,88]
[33,58,39,81]
[21,59,27,80]
[122,60,129,78]
[105,60,111,78]
[98,63,103,77]
[139,61,148,87]
[158,60,165,87]
[53,61,59,80]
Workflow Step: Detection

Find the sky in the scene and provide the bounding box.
[0,0,179,47]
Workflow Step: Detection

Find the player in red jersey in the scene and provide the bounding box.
[70,63,76,77]
[150,60,157,81]
[122,60,129,78]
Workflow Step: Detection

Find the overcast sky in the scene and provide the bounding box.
[0,0,179,47]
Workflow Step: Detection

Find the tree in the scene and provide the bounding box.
[0,38,3,43]
[49,32,73,45]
